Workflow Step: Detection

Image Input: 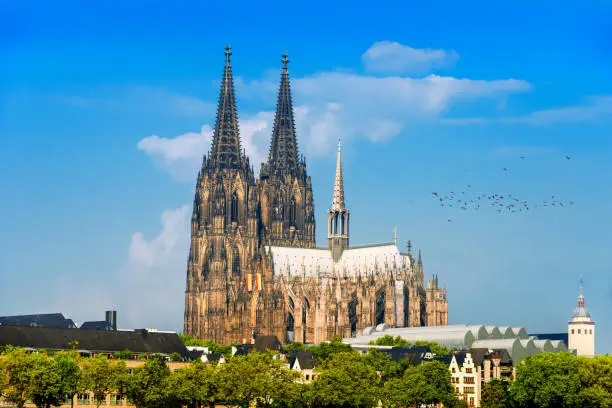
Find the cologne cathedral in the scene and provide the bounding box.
[183,46,448,344]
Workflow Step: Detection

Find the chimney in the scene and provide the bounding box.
[105,310,117,331]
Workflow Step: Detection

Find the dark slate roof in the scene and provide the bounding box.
[254,335,282,352]
[453,351,467,366]
[380,346,432,364]
[288,350,316,370]
[0,326,188,356]
[434,355,452,365]
[530,333,569,346]
[469,348,490,366]
[206,353,223,362]
[233,344,254,356]
[0,313,76,329]
[80,321,114,331]
[188,349,205,361]
[491,349,513,365]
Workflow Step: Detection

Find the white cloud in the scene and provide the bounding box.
[123,205,191,329]
[362,41,459,74]
[128,205,190,270]
[441,95,612,126]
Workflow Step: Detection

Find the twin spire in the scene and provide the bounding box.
[208,46,300,174]
[210,45,242,169]
[268,52,300,175]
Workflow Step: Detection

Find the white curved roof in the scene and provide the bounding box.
[509,327,529,339]
[549,340,568,352]
[267,244,410,278]
[532,339,555,353]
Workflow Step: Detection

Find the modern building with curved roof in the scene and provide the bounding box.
[344,323,567,363]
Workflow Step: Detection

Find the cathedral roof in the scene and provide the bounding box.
[267,243,410,278]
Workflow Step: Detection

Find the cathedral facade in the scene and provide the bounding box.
[184,47,448,345]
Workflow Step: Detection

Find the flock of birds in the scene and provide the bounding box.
[431,154,575,222]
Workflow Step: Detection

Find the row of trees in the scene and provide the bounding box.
[0,343,463,408]
[2,341,611,408]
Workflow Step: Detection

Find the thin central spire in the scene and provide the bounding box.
[268,51,299,174]
[209,45,242,169]
[331,138,345,210]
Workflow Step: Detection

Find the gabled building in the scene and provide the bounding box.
[288,350,317,382]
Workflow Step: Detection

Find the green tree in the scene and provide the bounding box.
[169,352,182,362]
[0,348,36,408]
[218,352,300,408]
[125,355,175,408]
[283,342,306,354]
[383,360,454,408]
[81,355,119,407]
[308,337,353,363]
[169,361,218,408]
[361,350,401,381]
[310,352,380,408]
[481,379,512,408]
[53,351,82,408]
[178,334,233,358]
[510,352,609,408]
[29,352,62,408]
[114,350,133,360]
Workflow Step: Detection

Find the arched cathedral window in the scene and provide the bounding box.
[289,196,297,226]
[231,192,239,224]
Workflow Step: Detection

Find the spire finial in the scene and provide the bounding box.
[577,274,585,308]
[393,227,397,245]
[282,51,289,69]
[331,137,345,210]
[225,44,232,61]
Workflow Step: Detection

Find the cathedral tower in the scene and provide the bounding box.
[568,278,595,357]
[184,46,259,342]
[328,140,349,262]
[259,53,315,247]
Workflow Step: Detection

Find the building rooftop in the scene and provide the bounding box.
[0,325,189,357]
[0,313,76,329]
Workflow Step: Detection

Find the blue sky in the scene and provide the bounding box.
[1,1,611,352]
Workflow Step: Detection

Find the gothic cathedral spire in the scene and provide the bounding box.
[328,139,349,262]
[209,45,242,169]
[268,52,299,175]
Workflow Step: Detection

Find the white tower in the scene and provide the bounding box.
[568,278,595,357]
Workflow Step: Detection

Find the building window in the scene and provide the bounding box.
[590,329,593,334]
[452,368,456,373]
[578,329,581,334]
[465,368,473,374]
[464,387,475,394]
[109,394,121,406]
[78,394,91,405]
[464,377,475,384]
[572,329,574,334]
